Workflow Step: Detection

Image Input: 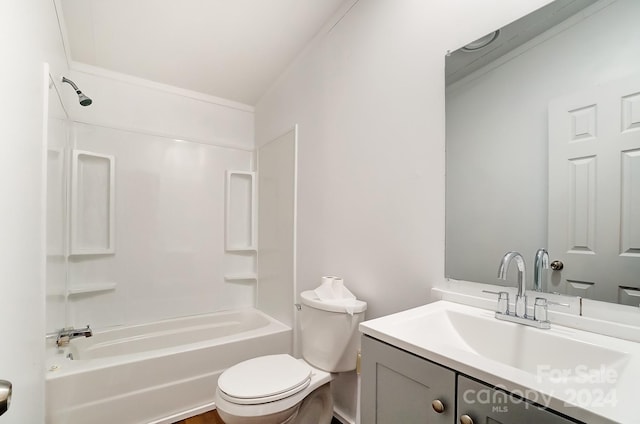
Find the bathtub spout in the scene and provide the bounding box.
[56,325,92,347]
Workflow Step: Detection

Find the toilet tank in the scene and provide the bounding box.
[299,290,367,372]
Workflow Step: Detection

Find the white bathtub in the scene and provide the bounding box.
[45,308,291,424]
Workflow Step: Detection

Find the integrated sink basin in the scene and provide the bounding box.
[360,300,640,423]
[444,307,629,380]
[362,301,628,378]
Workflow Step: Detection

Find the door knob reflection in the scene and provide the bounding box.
[0,380,12,416]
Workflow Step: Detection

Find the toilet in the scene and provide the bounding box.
[214,290,367,424]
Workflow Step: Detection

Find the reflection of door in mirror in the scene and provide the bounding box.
[445,0,640,306]
[548,74,640,305]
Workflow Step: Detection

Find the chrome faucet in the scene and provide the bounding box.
[533,248,549,292]
[485,251,563,329]
[56,325,92,347]
[497,251,527,317]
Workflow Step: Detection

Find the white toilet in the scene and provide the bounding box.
[214,290,367,424]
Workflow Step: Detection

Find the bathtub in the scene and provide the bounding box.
[45,308,291,424]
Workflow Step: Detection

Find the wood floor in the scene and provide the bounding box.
[173,409,342,424]
[173,409,224,424]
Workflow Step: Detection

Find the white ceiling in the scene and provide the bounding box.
[60,0,350,105]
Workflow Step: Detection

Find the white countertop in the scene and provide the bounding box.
[359,300,640,424]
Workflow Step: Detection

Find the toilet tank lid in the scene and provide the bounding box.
[300,290,367,313]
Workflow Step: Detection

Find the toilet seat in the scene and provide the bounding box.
[214,356,333,422]
[218,354,312,405]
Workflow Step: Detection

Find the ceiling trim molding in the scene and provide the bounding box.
[70,61,255,113]
[52,0,73,68]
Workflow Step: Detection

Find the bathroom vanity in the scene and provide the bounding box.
[361,336,578,423]
[359,301,640,424]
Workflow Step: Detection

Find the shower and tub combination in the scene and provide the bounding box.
[46,73,299,424]
[46,309,290,424]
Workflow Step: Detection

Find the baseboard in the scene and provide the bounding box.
[148,402,216,424]
[333,406,356,424]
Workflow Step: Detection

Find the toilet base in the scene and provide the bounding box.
[217,404,299,424]
[217,383,333,424]
[293,382,333,424]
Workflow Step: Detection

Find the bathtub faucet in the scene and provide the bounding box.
[56,325,93,347]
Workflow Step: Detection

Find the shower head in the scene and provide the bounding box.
[77,92,92,107]
[61,77,93,106]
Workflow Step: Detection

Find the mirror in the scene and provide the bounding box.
[445,0,640,305]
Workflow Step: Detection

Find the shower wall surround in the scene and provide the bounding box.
[68,123,254,328]
[47,67,256,332]
[66,64,254,150]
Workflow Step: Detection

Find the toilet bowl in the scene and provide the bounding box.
[215,354,332,424]
[214,290,367,424]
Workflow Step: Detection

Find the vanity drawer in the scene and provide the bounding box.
[457,375,583,424]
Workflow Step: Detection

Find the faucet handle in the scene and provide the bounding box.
[534,297,570,322]
[56,335,70,347]
[483,290,509,315]
[534,297,549,322]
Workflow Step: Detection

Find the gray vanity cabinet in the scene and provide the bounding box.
[361,336,456,424]
[457,376,581,424]
[361,336,583,424]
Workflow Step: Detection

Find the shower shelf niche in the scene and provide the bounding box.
[225,170,256,251]
[224,170,257,284]
[225,247,257,252]
[224,273,257,281]
[70,149,115,255]
[67,282,117,296]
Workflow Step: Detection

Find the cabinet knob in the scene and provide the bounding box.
[431,399,445,413]
[460,414,474,424]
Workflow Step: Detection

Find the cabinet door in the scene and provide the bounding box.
[361,336,456,424]
[457,376,582,424]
